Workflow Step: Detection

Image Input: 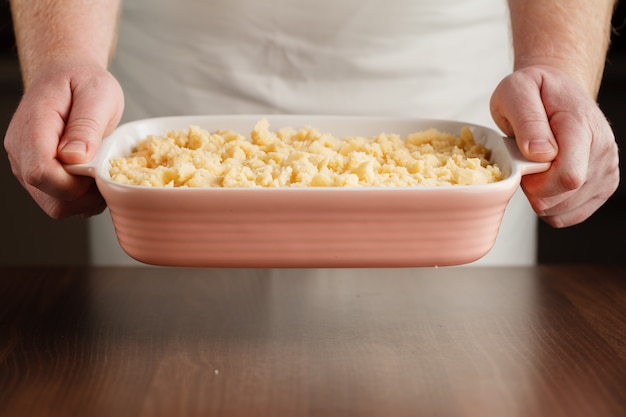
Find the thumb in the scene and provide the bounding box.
[491,75,559,163]
[57,119,100,164]
[512,115,559,163]
[57,83,123,165]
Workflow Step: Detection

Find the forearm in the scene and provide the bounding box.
[507,0,616,97]
[10,0,121,89]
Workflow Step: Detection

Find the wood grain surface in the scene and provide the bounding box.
[1,266,625,417]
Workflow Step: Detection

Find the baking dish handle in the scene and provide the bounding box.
[63,162,97,178]
[502,137,552,176]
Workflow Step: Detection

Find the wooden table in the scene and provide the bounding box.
[1,265,625,417]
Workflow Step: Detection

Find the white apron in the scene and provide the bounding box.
[91,0,538,265]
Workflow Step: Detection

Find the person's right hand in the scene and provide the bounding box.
[4,64,124,219]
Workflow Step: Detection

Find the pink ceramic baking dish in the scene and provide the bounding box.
[65,115,550,268]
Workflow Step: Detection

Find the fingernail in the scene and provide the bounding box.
[60,141,87,155]
[528,139,557,155]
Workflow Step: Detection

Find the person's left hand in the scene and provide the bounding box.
[490,65,620,228]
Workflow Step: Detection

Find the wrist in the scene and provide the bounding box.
[10,0,120,90]
[19,56,109,92]
[513,57,603,98]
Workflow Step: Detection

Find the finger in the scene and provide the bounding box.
[522,112,589,199]
[522,178,573,216]
[25,180,107,220]
[11,100,92,202]
[538,193,608,228]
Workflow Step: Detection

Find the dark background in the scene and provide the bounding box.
[1,3,625,265]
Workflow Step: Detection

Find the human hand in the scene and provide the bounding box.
[490,65,619,228]
[4,64,124,219]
